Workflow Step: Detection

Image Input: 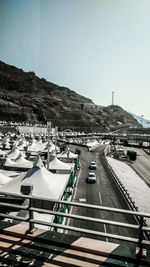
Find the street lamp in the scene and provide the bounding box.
[55,126,58,155]
[47,121,51,170]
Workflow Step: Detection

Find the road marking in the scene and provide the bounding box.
[79,198,86,202]
[99,193,102,205]
[99,193,108,242]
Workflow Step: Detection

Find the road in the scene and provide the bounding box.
[67,145,138,243]
[124,147,150,187]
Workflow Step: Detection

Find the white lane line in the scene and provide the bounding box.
[79,198,86,202]
[99,193,108,242]
[99,193,102,205]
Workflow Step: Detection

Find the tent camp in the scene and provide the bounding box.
[1,156,70,229]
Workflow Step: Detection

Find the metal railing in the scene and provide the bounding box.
[0,191,150,246]
[103,149,149,227]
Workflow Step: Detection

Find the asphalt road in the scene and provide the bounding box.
[67,145,138,244]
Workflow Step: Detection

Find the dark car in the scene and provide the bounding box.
[75,149,81,155]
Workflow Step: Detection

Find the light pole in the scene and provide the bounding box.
[47,121,51,170]
[55,126,58,155]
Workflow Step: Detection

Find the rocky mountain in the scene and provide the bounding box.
[0,60,141,132]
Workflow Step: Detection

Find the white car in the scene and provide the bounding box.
[86,172,96,183]
[89,161,97,170]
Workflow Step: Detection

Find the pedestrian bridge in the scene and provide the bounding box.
[0,191,150,266]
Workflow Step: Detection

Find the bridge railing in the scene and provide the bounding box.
[103,147,149,227]
[0,190,150,261]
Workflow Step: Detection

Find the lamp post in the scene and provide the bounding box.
[55,126,58,155]
[47,121,51,170]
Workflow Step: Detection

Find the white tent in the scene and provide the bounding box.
[7,147,21,160]
[28,139,42,152]
[48,156,73,172]
[0,171,12,185]
[17,139,28,150]
[57,150,78,160]
[4,157,17,167]
[14,153,33,168]
[1,156,70,229]
[0,149,6,157]
[43,141,60,153]
[1,156,70,198]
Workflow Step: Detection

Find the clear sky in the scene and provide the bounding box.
[0,0,150,119]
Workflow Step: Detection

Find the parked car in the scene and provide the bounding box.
[86,172,96,183]
[89,161,97,169]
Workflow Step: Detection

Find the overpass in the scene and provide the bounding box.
[0,191,149,266]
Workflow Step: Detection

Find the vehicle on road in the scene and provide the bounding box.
[75,148,81,155]
[89,161,97,169]
[86,172,96,183]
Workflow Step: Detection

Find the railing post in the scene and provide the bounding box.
[28,197,34,232]
[135,216,147,265]
[20,184,34,233]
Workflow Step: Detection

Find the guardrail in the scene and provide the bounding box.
[0,190,150,262]
[103,147,148,221]
[104,156,140,211]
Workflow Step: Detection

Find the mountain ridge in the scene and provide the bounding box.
[130,113,150,128]
[0,60,141,132]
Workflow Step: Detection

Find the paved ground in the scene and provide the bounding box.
[67,145,139,248]
[0,221,140,266]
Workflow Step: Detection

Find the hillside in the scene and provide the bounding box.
[0,60,141,132]
[130,113,150,128]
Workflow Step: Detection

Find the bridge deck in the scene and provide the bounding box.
[0,221,148,266]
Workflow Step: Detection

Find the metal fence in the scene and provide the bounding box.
[0,191,150,249]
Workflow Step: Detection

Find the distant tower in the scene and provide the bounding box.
[112,91,114,105]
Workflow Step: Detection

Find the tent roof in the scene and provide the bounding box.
[14,153,33,168]
[7,147,21,160]
[0,171,12,185]
[4,157,17,167]
[57,150,78,159]
[1,156,70,199]
[49,157,72,170]
[0,149,6,154]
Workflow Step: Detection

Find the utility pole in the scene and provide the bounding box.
[55,126,58,155]
[47,121,51,170]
